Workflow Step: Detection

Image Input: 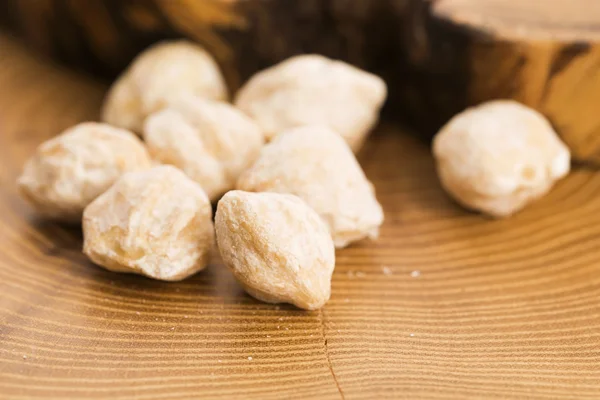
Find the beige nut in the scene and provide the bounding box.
[237,125,383,248]
[234,54,387,152]
[215,191,335,310]
[17,122,151,222]
[102,40,228,133]
[433,100,571,218]
[144,95,264,201]
[83,165,214,281]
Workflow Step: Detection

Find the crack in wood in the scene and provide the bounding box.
[319,308,345,400]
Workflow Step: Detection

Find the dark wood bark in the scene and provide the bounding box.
[0,0,405,90]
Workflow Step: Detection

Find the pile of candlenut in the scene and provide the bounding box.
[17,40,571,310]
[18,40,386,310]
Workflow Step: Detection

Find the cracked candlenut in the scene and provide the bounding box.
[237,125,383,248]
[18,122,151,222]
[144,94,265,201]
[234,54,387,152]
[215,190,335,310]
[83,165,214,281]
[433,100,571,218]
[102,40,228,134]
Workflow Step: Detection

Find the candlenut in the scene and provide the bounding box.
[215,191,335,310]
[18,122,151,222]
[237,125,384,248]
[235,54,387,152]
[102,40,228,134]
[144,95,264,201]
[433,100,571,217]
[83,166,214,281]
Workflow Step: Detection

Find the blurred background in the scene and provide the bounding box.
[1,0,600,163]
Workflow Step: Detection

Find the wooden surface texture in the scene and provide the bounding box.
[1,36,600,399]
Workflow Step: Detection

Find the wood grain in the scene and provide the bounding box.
[1,36,600,399]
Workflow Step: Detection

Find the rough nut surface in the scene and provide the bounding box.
[17,122,151,222]
[215,191,335,310]
[102,40,228,133]
[234,54,387,152]
[237,125,384,248]
[433,100,571,218]
[144,95,264,201]
[83,166,214,281]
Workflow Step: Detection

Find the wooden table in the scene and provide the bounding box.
[1,35,599,399]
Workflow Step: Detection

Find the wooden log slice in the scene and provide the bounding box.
[398,0,600,164]
[3,33,600,399]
